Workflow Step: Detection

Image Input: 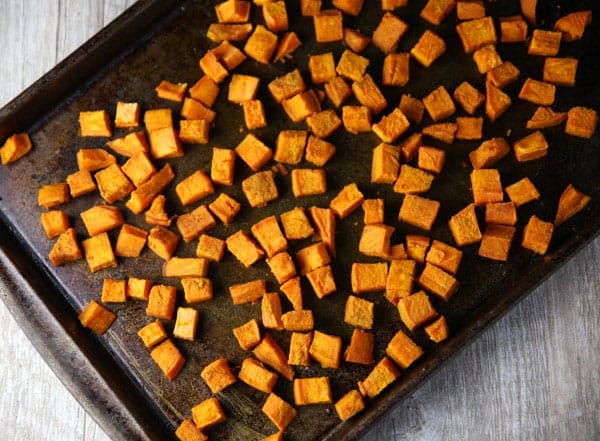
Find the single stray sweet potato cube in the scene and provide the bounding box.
[126,163,175,215]
[330,183,364,219]
[325,76,352,108]
[38,183,70,208]
[351,262,388,293]
[543,57,578,87]
[500,15,528,43]
[343,28,370,53]
[291,168,327,197]
[471,169,503,206]
[144,108,173,132]
[420,0,456,25]
[196,234,225,262]
[80,110,112,137]
[522,215,553,255]
[485,202,517,226]
[293,377,332,405]
[505,177,540,207]
[92,279,123,305]
[242,171,279,207]
[67,169,97,198]
[406,235,431,263]
[386,329,424,368]
[155,80,187,102]
[151,339,185,381]
[179,120,210,145]
[386,259,416,304]
[182,277,212,303]
[336,50,370,82]
[345,295,374,329]
[177,205,216,243]
[554,184,591,226]
[469,137,510,169]
[335,390,365,422]
[201,358,237,394]
[189,76,220,108]
[173,307,199,341]
[305,135,336,166]
[281,310,314,332]
[410,29,446,67]
[306,109,341,139]
[425,315,449,343]
[41,210,70,239]
[382,53,410,87]
[313,9,343,43]
[528,30,561,56]
[513,130,549,162]
[262,292,284,330]
[288,332,312,366]
[0,133,32,164]
[115,223,147,257]
[138,320,167,348]
[422,122,457,144]
[357,357,399,398]
[399,95,424,124]
[362,198,384,225]
[226,230,265,268]
[163,257,209,278]
[233,319,261,351]
[478,224,516,261]
[309,331,342,368]
[211,148,236,186]
[148,126,183,159]
[456,116,483,140]
[79,300,116,335]
[95,164,135,204]
[372,12,409,54]
[49,228,82,266]
[518,78,556,106]
[191,397,226,430]
[342,105,371,134]
[425,240,462,275]
[448,203,482,246]
[114,102,141,129]
[82,232,117,272]
[207,23,253,42]
[239,358,278,393]
[262,393,297,432]
[472,44,502,74]
[273,31,301,62]
[146,284,177,320]
[371,143,400,184]
[344,329,374,365]
[127,277,153,301]
[263,1,288,32]
[280,207,314,240]
[309,53,336,84]
[487,61,520,89]
[418,262,459,301]
[526,106,567,130]
[230,279,266,305]
[399,194,440,230]
[418,146,446,174]
[565,106,597,139]
[242,100,267,130]
[398,291,438,331]
[209,193,241,224]
[175,419,207,441]
[147,226,180,260]
[486,81,512,122]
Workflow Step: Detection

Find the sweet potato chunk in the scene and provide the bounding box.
[38,183,70,208]
[565,106,598,139]
[406,234,431,263]
[127,277,153,301]
[233,319,261,351]
[420,0,456,25]
[526,106,567,129]
[398,291,438,331]
[95,164,134,204]
[146,284,177,320]
[486,81,512,122]
[478,224,516,261]
[163,257,209,278]
[372,108,410,143]
[126,163,175,215]
[306,109,342,138]
[456,16,497,53]
[293,377,332,405]
[79,300,117,335]
[398,194,440,230]
[242,170,279,207]
[362,198,384,225]
[262,292,284,330]
[177,205,217,243]
[330,183,364,219]
[418,146,446,174]
[191,397,226,430]
[500,15,528,43]
[41,210,70,239]
[344,295,374,329]
[554,184,591,226]
[386,329,424,368]
[147,225,180,260]
[372,12,409,54]
[268,69,306,103]
[425,315,449,343]
[410,29,446,67]
[505,177,540,207]
[485,202,517,226]
[0,133,32,164]
[138,320,167,348]
[469,137,510,169]
[173,307,200,341]
[470,168,503,206]
[448,203,482,246]
[351,262,388,293]
[201,358,237,394]
[335,390,365,422]
[518,78,556,106]
[207,23,253,42]
[399,95,425,124]
[472,44,502,74]
[425,240,462,275]
[554,10,592,42]
[82,232,117,272]
[151,339,185,381]
[291,168,327,197]
[528,29,561,56]
[457,0,485,20]
[306,265,336,298]
[343,28,370,53]
[454,81,485,115]
[386,259,417,304]
[182,277,213,303]
[344,329,374,365]
[115,223,148,258]
[79,110,112,137]
[513,130,549,162]
[313,9,343,43]
[175,420,207,441]
[371,143,400,184]
[67,169,97,198]
[358,224,394,258]
[357,357,399,398]
[280,207,314,241]
[254,334,294,380]
[214,0,251,23]
[288,332,312,366]
[521,215,553,255]
[239,357,278,393]
[262,393,297,432]
[352,74,387,114]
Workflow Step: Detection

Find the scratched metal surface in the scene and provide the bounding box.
[0,0,598,440]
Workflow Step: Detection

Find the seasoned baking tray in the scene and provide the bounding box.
[0,0,598,440]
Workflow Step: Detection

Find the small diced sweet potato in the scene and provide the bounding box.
[344,295,374,329]
[448,203,482,246]
[181,98,216,123]
[121,152,156,188]
[151,339,185,381]
[163,257,209,278]
[48,228,83,266]
[526,106,567,129]
[399,194,440,230]
[189,76,220,108]
[126,164,175,215]
[513,130,549,162]
[281,310,314,332]
[175,419,207,441]
[305,135,336,166]
[454,81,485,115]
[335,390,365,422]
[138,320,167,348]
[330,183,364,219]
[371,143,400,184]
[420,0,456,25]
[362,198,384,225]
[208,193,241,224]
[226,230,265,268]
[457,0,485,20]
[469,137,511,169]
[423,86,456,122]
[313,9,343,43]
[565,106,598,139]
[210,148,236,187]
[179,120,210,145]
[471,168,503,206]
[386,259,417,304]
[201,358,237,394]
[472,44,502,74]
[273,31,301,62]
[280,277,304,310]
[386,329,424,368]
[243,99,268,130]
[357,357,399,398]
[422,122,458,144]
[273,130,307,166]
[282,90,322,122]
[351,262,388,293]
[425,315,449,343]
[198,52,229,84]
[211,40,248,70]
[521,215,554,255]
[280,207,314,241]
[293,377,332,405]
[242,170,279,207]
[485,202,517,226]
[500,15,528,43]
[324,77,352,108]
[344,329,374,365]
[382,53,410,87]
[207,23,253,42]
[352,74,387,114]
[478,223,516,261]
[309,206,336,256]
[214,0,251,23]
[254,334,295,380]
[518,78,556,106]
[528,29,561,56]
[147,225,180,260]
[406,234,431,263]
[543,57,577,87]
[342,105,371,134]
[41,210,70,239]
[148,126,183,159]
[195,234,225,262]
[230,279,266,305]
[263,1,288,32]
[301,0,321,15]
[82,232,117,272]
[79,110,112,137]
[173,307,199,341]
[114,101,140,128]
[95,164,135,204]
[239,358,278,393]
[398,291,438,331]
[127,277,153,301]
[228,74,260,103]
[182,277,213,303]
[244,24,278,63]
[291,168,327,197]
[268,69,306,103]
[306,265,337,298]
[418,262,459,300]
[399,95,424,124]
[0,133,32,164]
[251,215,288,258]
[333,0,364,15]
[410,29,446,67]
[78,300,116,335]
[425,240,462,274]
[372,108,410,143]
[382,0,408,9]
[554,184,591,226]
[115,223,147,258]
[146,284,177,320]
[418,146,446,174]
[306,109,342,138]
[177,205,217,243]
[155,80,187,102]
[358,224,394,258]
[66,169,97,198]
[288,332,312,366]
[372,12,409,54]
[191,397,226,430]
[456,16,497,53]
[343,28,370,53]
[554,10,592,41]
[144,108,173,132]
[456,116,483,141]
[308,52,336,84]
[38,182,70,208]
[262,393,297,433]
[262,292,284,330]
[487,61,520,89]
[388,244,408,260]
[233,319,261,351]
[505,177,540,207]
[266,252,296,284]
[309,330,342,368]
[336,50,370,83]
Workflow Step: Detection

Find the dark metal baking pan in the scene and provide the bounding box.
[0,0,598,440]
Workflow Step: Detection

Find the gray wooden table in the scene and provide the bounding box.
[1,1,598,440]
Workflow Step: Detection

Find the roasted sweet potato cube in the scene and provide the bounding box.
[244,25,278,63]
[148,126,183,159]
[371,143,400,184]
[305,135,336,166]
[82,232,117,272]
[505,177,540,207]
[500,15,528,43]
[295,243,329,277]
[398,291,438,331]
[250,215,288,258]
[324,77,352,108]
[357,357,399,398]
[362,198,384,225]
[406,234,431,263]
[262,1,288,32]
[423,86,455,122]
[207,23,253,42]
[456,16,496,53]
[209,193,241,223]
[144,196,172,228]
[422,122,457,144]
[301,0,322,15]
[181,98,216,123]
[144,108,173,132]
[420,0,456,25]
[528,29,561,56]
[226,230,265,268]
[399,194,440,230]
[182,277,212,303]
[79,110,112,137]
[189,76,220,108]
[211,39,248,69]
[198,51,229,84]
[177,205,216,243]
[173,307,200,341]
[127,277,152,301]
[163,257,209,278]
[66,169,96,198]
[282,90,321,122]
[138,320,167,348]
[456,116,483,141]
[554,184,591,226]
[262,393,296,433]
[471,168,503,206]
[306,265,337,298]
[293,377,332,405]
[147,225,180,260]
[242,170,279,207]
[273,31,301,62]
[254,334,294,380]
[150,339,185,381]
[175,419,207,441]
[554,10,592,41]
[352,74,387,114]
[291,168,326,197]
[382,53,410,87]
[313,9,343,43]
[343,28,370,53]
[179,120,210,145]
[288,332,312,366]
[419,262,459,300]
[487,61,520,88]
[418,146,446,174]
[281,310,314,331]
[309,206,336,256]
[228,74,260,103]
[268,69,306,103]
[239,357,278,393]
[214,0,251,23]
[372,108,410,143]
[479,223,517,261]
[120,152,156,188]
[308,52,336,84]
[233,319,261,351]
[0,132,32,164]
[358,224,394,258]
[425,315,449,342]
[78,300,116,335]
[388,244,408,260]
[281,277,304,310]
[306,109,342,138]
[96,279,125,305]
[410,29,446,67]
[518,78,556,106]
[485,202,517,226]
[469,137,510,169]
[335,390,365,422]
[344,295,374,329]
[146,284,177,320]
[333,0,364,15]
[336,50,370,82]
[513,130,549,162]
[266,252,295,285]
[309,330,342,368]
[542,57,577,87]
[565,106,598,139]
[41,210,70,239]
[372,12,409,54]
[351,262,388,293]
[386,259,417,303]
[113,102,140,129]
[155,80,187,102]
[472,44,502,74]
[457,0,485,20]
[126,164,175,215]
[273,130,307,166]
[342,106,371,134]
[382,0,408,9]
[191,397,226,430]
[386,329,424,368]
[242,100,267,130]
[115,224,147,257]
[209,148,235,187]
[344,329,374,365]
[279,207,313,241]
[526,106,567,129]
[262,292,284,330]
[201,358,236,394]
[521,215,554,255]
[195,234,225,263]
[330,183,364,219]
[454,81,485,115]
[425,240,462,275]
[448,203,482,246]
[95,164,134,204]
[38,182,69,208]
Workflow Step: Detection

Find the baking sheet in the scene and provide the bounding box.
[0,1,599,440]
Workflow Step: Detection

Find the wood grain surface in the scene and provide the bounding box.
[0,1,598,441]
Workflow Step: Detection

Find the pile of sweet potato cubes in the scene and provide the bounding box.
[24,0,597,440]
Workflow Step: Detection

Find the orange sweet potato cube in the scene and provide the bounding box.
[425,315,449,343]
[226,230,265,268]
[399,194,440,230]
[280,207,314,241]
[418,262,459,300]
[352,74,387,114]
[175,170,214,207]
[420,0,456,25]
[267,251,296,284]
[228,74,260,103]
[521,215,554,255]
[386,259,417,303]
[526,106,567,130]
[214,0,251,23]
[243,100,268,130]
[304,264,335,298]
[362,198,384,225]
[263,1,289,32]
[208,193,241,224]
[179,120,210,145]
[79,110,112,137]
[181,98,216,123]
[191,397,226,430]
[528,30,562,56]
[243,171,279,207]
[470,168,503,206]
[344,329,374,365]
[398,291,438,331]
[175,420,207,441]
[330,183,364,219]
[291,168,326,197]
[335,390,365,422]
[282,90,321,123]
[254,334,295,380]
[41,210,70,239]
[306,109,341,138]
[78,300,116,335]
[333,0,364,15]
[513,130,549,162]
[382,53,410,87]
[406,234,430,263]
[127,277,153,301]
[274,130,307,165]
[425,240,462,274]
[487,61,520,88]
[554,184,591,226]
[382,0,408,9]
[505,177,540,207]
[313,9,343,43]
[542,57,577,87]
[309,206,336,256]
[518,78,556,106]
[288,332,312,366]
[422,122,457,144]
[472,44,502,74]
[82,232,117,272]
[196,234,225,262]
[418,146,446,174]
[457,0,485,20]
[371,143,400,184]
[201,358,237,394]
[138,320,167,348]
[448,203,482,246]
[500,15,528,43]
[121,151,157,188]
[97,279,125,304]
[155,80,187,102]
[212,40,248,70]
[144,108,172,132]
[423,86,456,122]
[336,50,370,82]
[147,225,180,260]
[0,133,32,164]
[386,329,424,368]
[262,393,297,432]
[305,135,336,166]
[148,126,183,159]
[95,164,134,204]
[344,295,374,329]
[125,164,174,215]
[357,357,399,398]
[233,319,262,350]
[281,310,314,331]
[410,29,446,67]
[38,182,70,208]
[115,224,147,257]
[478,223,516,261]
[301,0,322,16]
[146,284,177,320]
[181,277,212,303]
[309,52,336,84]
[189,76,220,108]
[151,339,185,381]
[273,31,301,62]
[106,131,149,158]
[207,23,253,42]
[238,358,278,393]
[343,28,370,53]
[173,306,199,341]
[351,262,388,293]
[372,12,409,54]
[454,81,485,115]
[469,137,510,169]
[268,69,306,103]
[485,202,517,226]
[324,76,352,108]
[565,106,598,139]
[162,257,209,278]
[210,148,236,186]
[309,330,342,368]
[342,105,371,134]
[199,51,229,84]
[66,169,96,198]
[293,377,332,405]
[236,134,273,171]
[177,205,217,243]
[372,108,410,143]
[358,224,394,258]
[554,10,592,41]
[244,25,278,64]
[456,116,483,141]
[456,16,497,53]
[262,292,284,330]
